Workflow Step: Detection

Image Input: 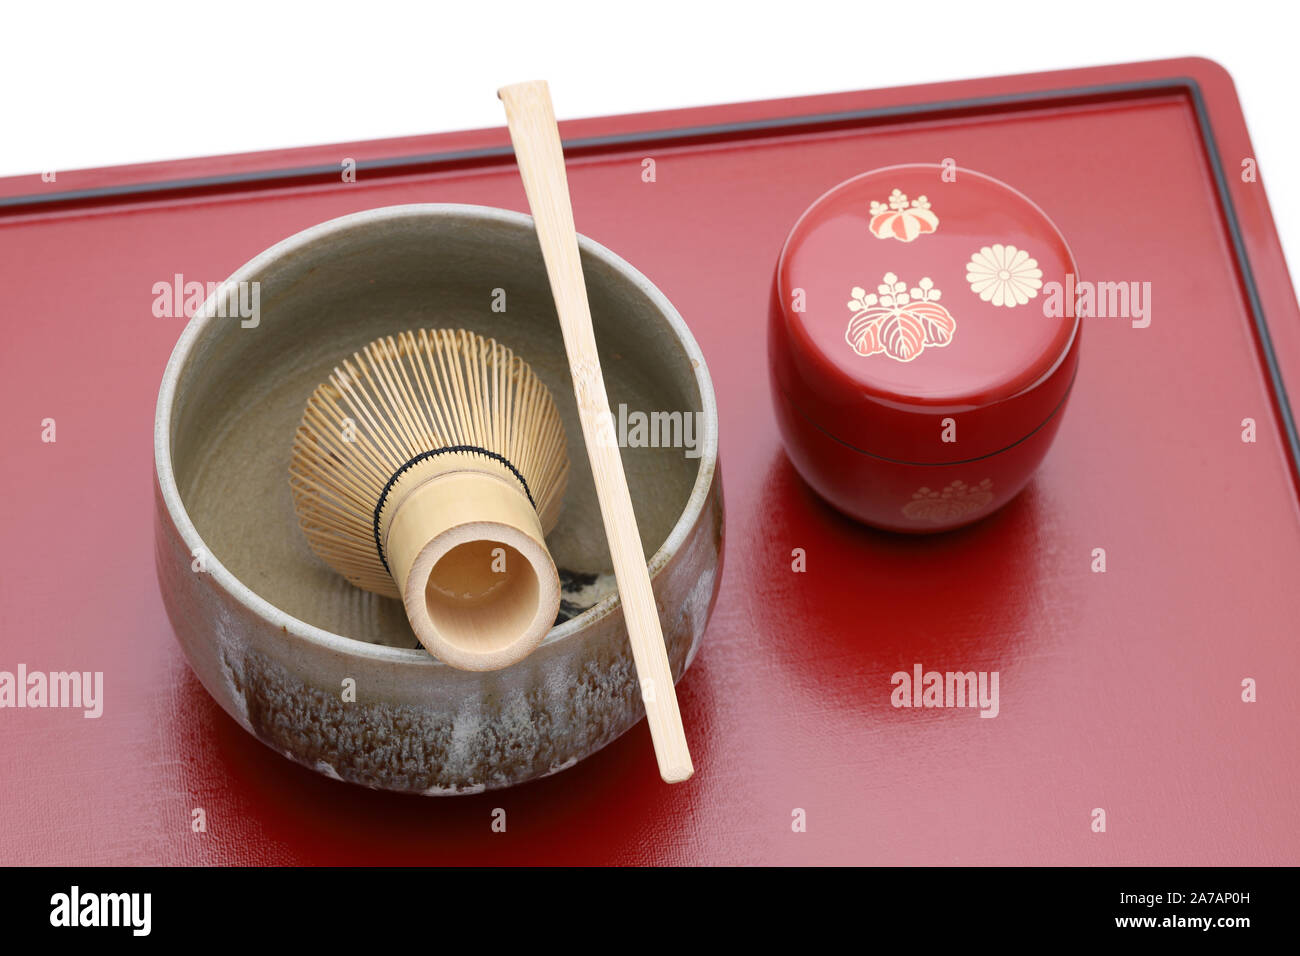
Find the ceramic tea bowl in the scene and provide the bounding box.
[153,204,722,794]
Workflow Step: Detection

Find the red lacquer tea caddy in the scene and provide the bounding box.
[769,163,1080,531]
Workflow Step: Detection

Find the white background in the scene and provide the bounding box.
[3,0,1297,269]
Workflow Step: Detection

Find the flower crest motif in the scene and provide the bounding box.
[965,244,1042,307]
[845,273,955,363]
[868,189,939,242]
[902,479,994,523]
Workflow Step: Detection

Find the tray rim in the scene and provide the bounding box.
[0,68,1260,211]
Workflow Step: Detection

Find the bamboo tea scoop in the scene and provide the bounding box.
[499,80,694,784]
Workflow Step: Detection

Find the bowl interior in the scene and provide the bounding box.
[166,205,708,649]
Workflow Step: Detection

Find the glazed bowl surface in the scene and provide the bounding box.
[153,204,722,794]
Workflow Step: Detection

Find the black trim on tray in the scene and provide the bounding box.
[0,78,1188,212]
[5,77,1296,488]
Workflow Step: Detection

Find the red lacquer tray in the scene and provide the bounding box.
[2,57,1297,865]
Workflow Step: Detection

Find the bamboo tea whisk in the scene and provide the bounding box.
[289,328,569,671]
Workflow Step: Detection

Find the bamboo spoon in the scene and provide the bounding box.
[498,80,694,784]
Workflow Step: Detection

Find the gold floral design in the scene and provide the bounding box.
[846,274,956,363]
[902,479,994,523]
[965,244,1042,307]
[868,189,939,242]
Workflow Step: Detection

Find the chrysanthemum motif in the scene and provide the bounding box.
[965,244,1042,307]
[845,274,956,363]
[902,479,994,523]
[868,189,939,242]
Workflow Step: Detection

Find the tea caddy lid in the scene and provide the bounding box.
[773,164,1080,463]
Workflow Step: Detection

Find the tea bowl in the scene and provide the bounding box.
[153,204,722,794]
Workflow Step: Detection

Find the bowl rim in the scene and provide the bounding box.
[153,202,720,668]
